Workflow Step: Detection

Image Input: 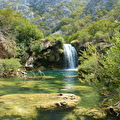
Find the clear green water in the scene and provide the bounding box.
[0,70,101,120]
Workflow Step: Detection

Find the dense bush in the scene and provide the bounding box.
[0,9,44,63]
[69,19,120,43]
[0,58,21,76]
[78,31,120,102]
[45,34,65,43]
[78,44,103,86]
[16,19,44,62]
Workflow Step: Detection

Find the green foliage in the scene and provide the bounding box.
[52,17,73,33]
[102,33,120,91]
[77,31,92,43]
[94,31,106,40]
[78,33,120,100]
[60,17,73,25]
[69,19,120,43]
[0,9,14,27]
[88,19,117,36]
[58,0,120,43]
[0,9,44,63]
[46,34,65,43]
[30,39,42,53]
[16,20,44,61]
[0,58,21,76]
[61,25,73,35]
[66,0,88,12]
[0,9,24,33]
[16,21,44,43]
[78,44,103,87]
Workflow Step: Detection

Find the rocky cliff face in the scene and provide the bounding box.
[1,0,118,26]
[28,0,70,14]
[0,0,71,18]
[0,0,34,18]
[0,33,16,58]
[0,0,89,28]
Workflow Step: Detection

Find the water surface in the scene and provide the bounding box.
[0,70,100,120]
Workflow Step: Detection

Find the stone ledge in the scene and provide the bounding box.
[0,93,80,119]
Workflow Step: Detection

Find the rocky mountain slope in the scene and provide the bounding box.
[0,0,89,31]
[28,0,70,14]
[0,0,74,18]
[0,0,119,29]
[84,0,119,17]
[0,32,16,58]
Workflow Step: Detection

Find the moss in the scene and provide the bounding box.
[62,107,106,120]
[0,91,6,96]
[63,113,77,120]
[65,75,77,78]
[71,85,93,91]
[0,93,80,120]
[73,107,106,119]
[0,81,15,88]
[19,81,39,89]
[62,85,94,93]
[28,76,56,80]
[58,48,64,54]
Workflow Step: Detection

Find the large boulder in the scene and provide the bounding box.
[35,40,64,69]
[0,93,80,120]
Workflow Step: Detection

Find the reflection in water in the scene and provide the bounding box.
[0,70,99,107]
[63,69,77,92]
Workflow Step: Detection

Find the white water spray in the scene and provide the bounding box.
[63,44,78,69]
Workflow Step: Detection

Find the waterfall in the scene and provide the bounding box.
[63,44,78,69]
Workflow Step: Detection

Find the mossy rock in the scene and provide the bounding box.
[73,107,106,119]
[65,75,77,78]
[63,107,106,120]
[19,81,40,89]
[28,76,56,80]
[0,93,80,120]
[61,85,94,93]
[71,85,93,92]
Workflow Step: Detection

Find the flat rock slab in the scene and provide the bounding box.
[0,93,80,120]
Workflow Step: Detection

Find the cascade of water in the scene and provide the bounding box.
[63,44,78,69]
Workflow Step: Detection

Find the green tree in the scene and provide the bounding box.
[0,9,44,63]
[61,25,73,35]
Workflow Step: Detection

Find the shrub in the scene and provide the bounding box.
[0,58,21,76]
[78,37,120,102]
[78,44,103,87]
[45,34,65,43]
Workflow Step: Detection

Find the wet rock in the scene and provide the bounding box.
[0,93,80,120]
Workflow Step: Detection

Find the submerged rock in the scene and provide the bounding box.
[63,107,106,120]
[70,85,94,92]
[0,93,80,120]
[28,76,56,80]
